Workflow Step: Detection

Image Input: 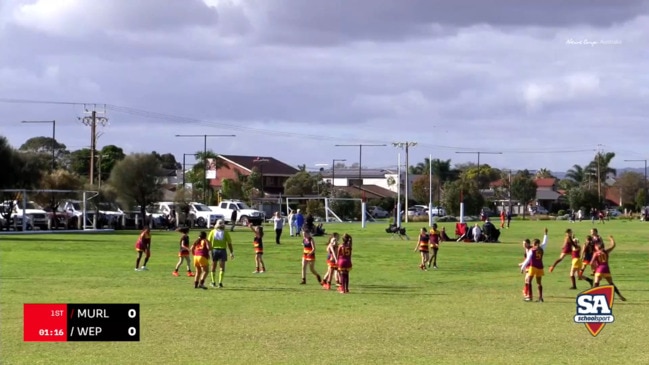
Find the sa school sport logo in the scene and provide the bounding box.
[574,285,615,337]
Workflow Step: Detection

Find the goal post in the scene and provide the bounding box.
[283,196,368,228]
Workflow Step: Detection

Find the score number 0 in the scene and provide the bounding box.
[128,308,137,337]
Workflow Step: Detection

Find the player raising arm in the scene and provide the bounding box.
[549,229,582,290]
[591,236,626,301]
[520,228,548,302]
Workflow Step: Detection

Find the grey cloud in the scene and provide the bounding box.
[257,0,649,45]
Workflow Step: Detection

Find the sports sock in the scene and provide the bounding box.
[219,270,224,284]
[538,285,543,300]
[143,258,149,266]
[200,279,204,285]
[583,276,593,286]
[614,285,623,297]
[570,276,576,288]
[135,258,141,268]
[210,272,216,283]
[194,281,198,288]
[527,282,533,300]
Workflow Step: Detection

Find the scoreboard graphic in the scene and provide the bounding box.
[24,303,140,342]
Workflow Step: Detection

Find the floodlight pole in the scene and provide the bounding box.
[335,143,387,197]
[175,134,236,204]
[392,142,417,222]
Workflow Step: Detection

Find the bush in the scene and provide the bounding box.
[437,215,458,222]
[557,209,565,216]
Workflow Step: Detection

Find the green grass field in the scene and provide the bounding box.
[1,219,648,365]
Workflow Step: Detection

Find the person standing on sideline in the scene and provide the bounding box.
[288,210,296,236]
[499,209,506,229]
[207,219,235,288]
[273,212,284,245]
[230,206,238,231]
[295,209,304,236]
[506,209,512,228]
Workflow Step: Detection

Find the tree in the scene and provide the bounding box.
[565,164,588,186]
[585,152,617,196]
[411,175,441,204]
[152,151,181,170]
[108,153,164,227]
[185,150,226,203]
[510,170,537,219]
[99,145,126,183]
[635,190,646,211]
[329,189,358,220]
[19,136,69,169]
[0,136,43,227]
[441,180,484,216]
[33,170,84,226]
[68,148,92,179]
[284,171,320,197]
[613,171,644,211]
[458,163,500,189]
[568,187,601,211]
[221,170,247,201]
[535,168,554,179]
[243,167,262,199]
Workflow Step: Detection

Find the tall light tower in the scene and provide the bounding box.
[392,142,417,222]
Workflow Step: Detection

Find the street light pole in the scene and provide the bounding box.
[21,120,56,171]
[335,144,386,194]
[182,153,198,189]
[624,159,647,208]
[331,158,346,196]
[176,134,235,204]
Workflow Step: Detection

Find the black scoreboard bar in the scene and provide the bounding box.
[67,303,140,342]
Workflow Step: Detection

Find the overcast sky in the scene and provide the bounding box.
[1,0,648,173]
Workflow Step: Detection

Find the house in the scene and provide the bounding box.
[318,168,418,195]
[488,177,564,213]
[209,155,299,196]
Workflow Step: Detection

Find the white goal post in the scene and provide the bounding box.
[283,196,369,228]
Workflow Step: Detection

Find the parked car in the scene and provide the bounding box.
[368,206,389,218]
[151,202,223,228]
[209,200,265,226]
[606,209,622,217]
[2,200,49,230]
[529,206,549,215]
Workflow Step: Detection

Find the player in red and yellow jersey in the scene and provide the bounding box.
[322,233,340,290]
[173,227,194,277]
[414,228,430,271]
[427,224,441,269]
[300,229,322,285]
[578,235,595,287]
[191,231,211,290]
[134,227,151,271]
[519,228,548,302]
[592,236,626,301]
[337,233,353,294]
[248,223,266,273]
[519,238,532,299]
[549,229,581,289]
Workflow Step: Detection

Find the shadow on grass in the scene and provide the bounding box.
[222,287,303,292]
[0,237,117,243]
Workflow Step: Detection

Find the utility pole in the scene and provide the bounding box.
[176,134,236,204]
[624,158,647,207]
[253,157,270,198]
[80,106,108,186]
[335,144,387,194]
[392,142,417,222]
[21,120,56,171]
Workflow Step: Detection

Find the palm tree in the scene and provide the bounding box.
[565,164,588,186]
[586,152,617,186]
[535,168,554,179]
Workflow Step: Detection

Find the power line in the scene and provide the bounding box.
[0,98,609,155]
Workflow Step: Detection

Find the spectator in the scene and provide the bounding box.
[272,212,283,245]
[295,209,304,236]
[230,206,238,232]
[288,210,296,236]
[471,223,482,243]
